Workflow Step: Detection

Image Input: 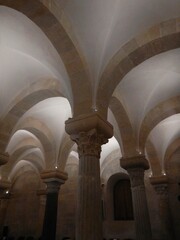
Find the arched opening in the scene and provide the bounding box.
[113,179,134,221]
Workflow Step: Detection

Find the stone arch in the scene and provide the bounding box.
[101,150,126,184]
[97,18,180,117]
[109,96,137,157]
[4,78,65,117]
[139,96,180,151]
[0,0,92,115]
[57,133,74,171]
[0,79,65,153]
[1,143,43,180]
[5,161,42,238]
[12,117,56,168]
[105,172,129,221]
[9,157,43,183]
[101,149,121,177]
[164,138,180,172]
[145,139,161,176]
[8,137,43,156]
[65,154,79,177]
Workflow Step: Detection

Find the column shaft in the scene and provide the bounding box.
[37,192,46,237]
[41,171,67,240]
[129,168,152,240]
[42,191,58,240]
[121,156,152,240]
[150,176,174,239]
[77,155,102,240]
[65,113,113,240]
[0,181,11,234]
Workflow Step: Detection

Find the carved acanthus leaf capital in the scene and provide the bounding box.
[154,184,168,196]
[150,175,168,196]
[72,129,108,158]
[128,168,145,188]
[65,113,113,158]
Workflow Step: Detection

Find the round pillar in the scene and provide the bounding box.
[66,113,113,240]
[41,170,68,240]
[0,180,11,236]
[37,189,47,236]
[150,175,174,239]
[121,156,152,240]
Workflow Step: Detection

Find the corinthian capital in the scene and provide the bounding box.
[128,168,145,188]
[65,113,113,157]
[120,156,149,188]
[73,129,108,157]
[150,175,168,196]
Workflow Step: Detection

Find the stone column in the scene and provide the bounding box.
[65,113,113,240]
[121,156,152,240]
[41,170,68,240]
[0,153,10,236]
[37,189,46,236]
[0,153,10,198]
[0,152,9,187]
[150,175,173,239]
[0,180,11,234]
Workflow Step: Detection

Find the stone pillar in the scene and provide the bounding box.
[41,170,68,240]
[121,156,152,240]
[0,153,10,199]
[0,153,10,236]
[37,189,46,236]
[65,113,113,240]
[0,180,11,234]
[0,152,9,188]
[150,175,173,239]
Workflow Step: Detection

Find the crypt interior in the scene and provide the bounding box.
[0,1,180,239]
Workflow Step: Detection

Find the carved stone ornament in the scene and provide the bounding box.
[72,129,108,158]
[128,168,145,188]
[150,175,168,197]
[154,184,168,196]
[65,113,113,158]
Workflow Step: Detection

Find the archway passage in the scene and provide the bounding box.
[114,179,134,221]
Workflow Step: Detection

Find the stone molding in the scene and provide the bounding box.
[150,175,168,196]
[65,113,113,158]
[41,170,68,193]
[154,184,168,197]
[72,129,108,158]
[41,170,68,181]
[127,168,145,188]
[150,175,168,185]
[120,155,149,170]
[65,113,113,139]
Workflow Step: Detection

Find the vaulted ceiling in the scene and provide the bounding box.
[0,0,180,182]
